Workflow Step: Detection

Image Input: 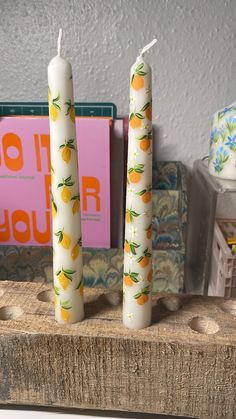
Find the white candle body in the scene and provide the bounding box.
[123,56,153,329]
[48,55,84,324]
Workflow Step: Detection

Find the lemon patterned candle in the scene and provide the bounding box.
[123,39,156,330]
[48,29,84,324]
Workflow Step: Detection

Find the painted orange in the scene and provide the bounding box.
[130,115,142,129]
[131,74,144,90]
[146,227,152,240]
[136,294,149,305]
[124,242,131,253]
[125,211,131,223]
[147,269,153,282]
[129,171,141,184]
[146,105,152,121]
[142,191,151,203]
[139,256,150,268]
[140,138,150,151]
[124,275,134,287]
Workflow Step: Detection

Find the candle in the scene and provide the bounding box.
[48,29,84,324]
[123,39,156,330]
[209,103,236,180]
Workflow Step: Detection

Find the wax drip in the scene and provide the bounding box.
[57,28,62,56]
[139,39,157,58]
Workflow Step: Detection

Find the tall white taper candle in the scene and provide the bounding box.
[48,29,84,324]
[123,39,157,330]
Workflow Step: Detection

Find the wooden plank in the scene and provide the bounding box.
[0,281,236,418]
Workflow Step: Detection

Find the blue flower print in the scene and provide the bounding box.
[210,128,220,145]
[228,115,236,124]
[209,148,214,162]
[218,106,236,120]
[213,146,229,174]
[225,117,236,136]
[225,135,236,152]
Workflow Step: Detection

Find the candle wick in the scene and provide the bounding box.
[139,38,157,58]
[57,28,62,56]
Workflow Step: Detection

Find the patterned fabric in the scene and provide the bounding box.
[0,162,187,293]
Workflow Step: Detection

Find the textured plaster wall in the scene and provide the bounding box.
[1,0,236,166]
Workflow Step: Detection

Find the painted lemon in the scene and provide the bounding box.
[70,107,75,123]
[50,104,58,122]
[62,146,71,163]
[61,186,71,203]
[72,199,79,214]
[71,243,80,260]
[61,232,71,249]
[61,307,70,322]
[52,200,57,218]
[58,272,70,290]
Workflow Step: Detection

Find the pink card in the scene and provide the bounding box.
[77,118,110,247]
[0,116,111,248]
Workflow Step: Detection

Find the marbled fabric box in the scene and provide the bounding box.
[153,161,179,190]
[152,161,187,252]
[153,190,183,250]
[0,161,187,293]
[0,246,184,293]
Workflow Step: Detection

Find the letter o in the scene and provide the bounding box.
[12,210,30,243]
[2,132,24,171]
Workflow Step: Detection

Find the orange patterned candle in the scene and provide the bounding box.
[123,39,157,330]
[48,29,84,324]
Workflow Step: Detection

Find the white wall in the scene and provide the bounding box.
[1,0,235,166]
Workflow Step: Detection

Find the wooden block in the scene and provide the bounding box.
[0,281,236,418]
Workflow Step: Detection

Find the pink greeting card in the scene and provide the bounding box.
[0,116,111,248]
[77,118,110,247]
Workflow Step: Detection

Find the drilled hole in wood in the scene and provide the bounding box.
[220,300,236,315]
[0,306,23,321]
[159,296,182,311]
[189,316,219,335]
[37,290,54,303]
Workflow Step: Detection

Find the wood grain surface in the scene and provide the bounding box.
[0,281,236,418]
